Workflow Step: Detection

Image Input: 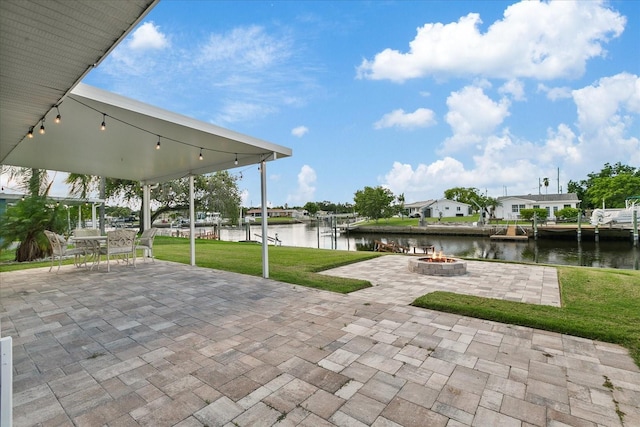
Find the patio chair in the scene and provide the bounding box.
[98,229,137,272]
[44,230,86,273]
[136,227,158,262]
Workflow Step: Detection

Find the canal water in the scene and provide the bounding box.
[215,223,640,270]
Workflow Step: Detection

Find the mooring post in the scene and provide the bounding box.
[577,211,582,242]
[633,209,638,247]
[595,224,599,242]
[533,214,538,240]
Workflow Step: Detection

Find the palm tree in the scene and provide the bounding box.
[0,168,66,261]
[543,177,550,194]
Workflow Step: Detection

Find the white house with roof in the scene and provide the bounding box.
[405,199,472,218]
[494,193,581,220]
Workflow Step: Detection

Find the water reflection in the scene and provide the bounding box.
[215,223,639,270]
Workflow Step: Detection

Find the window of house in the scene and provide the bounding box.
[564,204,571,208]
[553,206,558,213]
[533,205,540,209]
[456,206,461,211]
[445,206,450,210]
[512,204,519,213]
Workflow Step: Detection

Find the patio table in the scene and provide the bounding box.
[70,235,106,269]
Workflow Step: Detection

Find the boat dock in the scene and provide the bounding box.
[490,224,529,240]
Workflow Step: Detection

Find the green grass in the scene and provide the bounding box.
[413,266,640,367]
[153,237,381,293]
[2,235,639,367]
[360,214,481,227]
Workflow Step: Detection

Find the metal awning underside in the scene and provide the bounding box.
[3,83,291,184]
[0,0,291,183]
[0,0,159,166]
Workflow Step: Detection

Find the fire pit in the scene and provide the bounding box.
[408,252,467,276]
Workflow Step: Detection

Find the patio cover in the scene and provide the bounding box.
[0,0,291,278]
[2,82,291,185]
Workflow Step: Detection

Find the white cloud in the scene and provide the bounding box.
[573,72,640,134]
[537,84,572,101]
[382,150,543,202]
[128,22,169,50]
[441,86,510,152]
[214,101,276,124]
[287,165,316,205]
[357,1,625,82]
[291,126,309,137]
[539,124,581,164]
[499,79,525,101]
[373,108,437,130]
[198,25,291,70]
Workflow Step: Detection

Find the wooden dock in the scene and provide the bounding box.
[490,225,529,241]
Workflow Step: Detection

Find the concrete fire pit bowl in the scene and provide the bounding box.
[408,256,467,276]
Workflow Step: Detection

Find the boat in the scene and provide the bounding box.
[590,196,640,225]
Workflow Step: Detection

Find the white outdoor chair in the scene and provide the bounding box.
[136,227,158,262]
[44,230,86,273]
[98,229,137,272]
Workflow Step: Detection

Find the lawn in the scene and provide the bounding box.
[2,235,639,367]
[360,214,481,227]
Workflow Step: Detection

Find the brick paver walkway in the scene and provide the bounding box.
[322,255,562,306]
[1,259,638,426]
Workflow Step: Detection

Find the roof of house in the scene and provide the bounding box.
[497,193,580,203]
[405,200,435,209]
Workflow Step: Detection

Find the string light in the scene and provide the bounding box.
[39,118,45,134]
[65,96,267,161]
[27,127,34,138]
[55,106,61,123]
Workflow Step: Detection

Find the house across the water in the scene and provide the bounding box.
[405,199,472,218]
[494,193,581,221]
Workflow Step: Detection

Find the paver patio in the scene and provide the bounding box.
[1,259,638,426]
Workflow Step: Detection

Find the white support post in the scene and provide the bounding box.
[0,336,13,427]
[91,203,97,229]
[261,158,269,278]
[189,175,196,266]
[143,184,151,230]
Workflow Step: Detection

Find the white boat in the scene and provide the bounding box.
[590,196,640,225]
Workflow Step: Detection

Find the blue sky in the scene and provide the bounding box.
[57,1,640,206]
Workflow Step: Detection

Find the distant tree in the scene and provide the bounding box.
[397,193,406,218]
[90,172,243,227]
[304,202,319,216]
[444,187,483,211]
[569,162,640,209]
[315,200,352,214]
[197,171,242,225]
[483,196,502,218]
[353,186,396,222]
[567,180,586,206]
[555,207,580,221]
[542,177,549,194]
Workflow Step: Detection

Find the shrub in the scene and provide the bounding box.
[520,208,548,222]
[555,207,580,221]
